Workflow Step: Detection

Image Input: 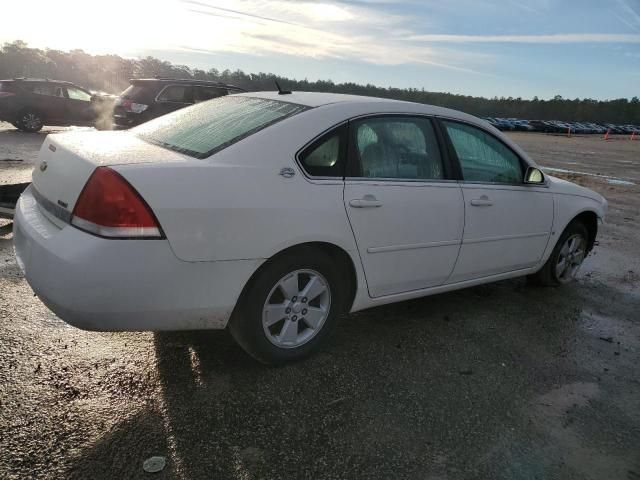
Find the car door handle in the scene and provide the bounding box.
[349,195,382,208]
[470,196,493,207]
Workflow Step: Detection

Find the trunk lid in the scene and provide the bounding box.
[32,131,190,218]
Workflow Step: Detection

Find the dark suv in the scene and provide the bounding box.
[112,78,246,129]
[0,78,115,132]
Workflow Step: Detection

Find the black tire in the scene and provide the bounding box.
[229,248,347,365]
[17,110,43,132]
[529,221,589,286]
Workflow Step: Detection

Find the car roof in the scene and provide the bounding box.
[234,91,486,123]
[1,78,74,84]
[130,78,245,91]
[236,91,402,108]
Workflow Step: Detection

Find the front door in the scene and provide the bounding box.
[64,86,95,125]
[440,120,553,283]
[344,115,464,298]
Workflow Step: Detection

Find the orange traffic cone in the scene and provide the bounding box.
[604,129,610,141]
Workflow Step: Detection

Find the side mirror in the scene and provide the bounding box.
[524,167,545,184]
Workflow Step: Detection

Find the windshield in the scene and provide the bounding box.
[134,96,309,159]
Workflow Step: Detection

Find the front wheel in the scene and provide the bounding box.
[229,249,347,365]
[529,221,589,286]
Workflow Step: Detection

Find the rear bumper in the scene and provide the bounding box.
[112,111,145,129]
[13,186,262,331]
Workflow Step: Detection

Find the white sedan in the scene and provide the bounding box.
[13,92,607,364]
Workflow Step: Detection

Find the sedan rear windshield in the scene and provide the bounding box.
[134,96,309,159]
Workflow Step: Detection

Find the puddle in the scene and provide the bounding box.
[542,167,637,186]
[606,179,635,186]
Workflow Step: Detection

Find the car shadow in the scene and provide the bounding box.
[66,276,618,479]
[141,278,594,479]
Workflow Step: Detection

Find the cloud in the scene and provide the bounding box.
[616,0,640,31]
[179,0,491,73]
[408,33,640,43]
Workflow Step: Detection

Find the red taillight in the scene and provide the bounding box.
[119,99,132,110]
[71,167,163,239]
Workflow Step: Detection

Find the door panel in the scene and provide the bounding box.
[345,182,463,297]
[441,119,553,282]
[448,184,552,282]
[26,83,67,123]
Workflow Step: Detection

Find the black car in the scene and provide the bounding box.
[112,78,246,129]
[0,78,115,132]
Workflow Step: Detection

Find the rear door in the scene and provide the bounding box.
[343,115,464,298]
[154,84,193,116]
[25,83,67,123]
[440,119,553,283]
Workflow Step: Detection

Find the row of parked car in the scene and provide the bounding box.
[0,77,245,132]
[1,77,638,136]
[483,117,640,135]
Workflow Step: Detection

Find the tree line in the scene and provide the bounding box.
[1,40,638,124]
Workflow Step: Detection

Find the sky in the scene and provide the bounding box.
[2,0,640,99]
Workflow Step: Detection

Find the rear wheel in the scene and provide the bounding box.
[529,221,589,286]
[17,110,43,132]
[229,249,346,365]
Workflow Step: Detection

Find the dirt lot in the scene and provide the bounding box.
[0,124,639,479]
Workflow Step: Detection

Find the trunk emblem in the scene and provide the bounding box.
[39,161,48,172]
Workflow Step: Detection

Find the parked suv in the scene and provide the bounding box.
[112,78,246,129]
[0,78,115,132]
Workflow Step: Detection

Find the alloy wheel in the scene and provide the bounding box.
[262,269,331,348]
[555,233,586,283]
[21,113,42,131]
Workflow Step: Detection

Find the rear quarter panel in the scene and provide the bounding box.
[114,104,382,263]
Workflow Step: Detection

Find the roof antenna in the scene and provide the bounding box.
[275,81,291,95]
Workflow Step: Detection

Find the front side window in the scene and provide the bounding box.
[350,116,444,180]
[443,121,523,183]
[135,96,308,159]
[66,87,92,101]
[157,85,191,103]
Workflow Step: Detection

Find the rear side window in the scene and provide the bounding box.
[157,85,191,103]
[298,125,346,177]
[349,116,444,180]
[134,96,308,159]
[25,83,64,97]
[193,86,227,103]
[121,85,145,99]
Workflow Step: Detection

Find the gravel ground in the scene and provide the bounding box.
[0,123,639,479]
